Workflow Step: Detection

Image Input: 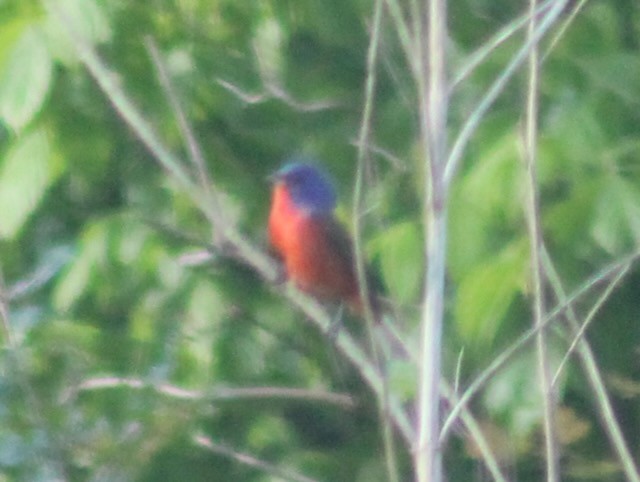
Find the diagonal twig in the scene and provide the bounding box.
[440,250,640,444]
[542,247,640,482]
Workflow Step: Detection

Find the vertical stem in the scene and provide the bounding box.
[354,0,400,480]
[524,0,559,479]
[416,0,448,480]
[416,208,447,482]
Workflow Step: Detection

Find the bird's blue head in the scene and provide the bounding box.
[273,161,337,214]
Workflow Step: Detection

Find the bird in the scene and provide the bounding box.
[268,160,380,316]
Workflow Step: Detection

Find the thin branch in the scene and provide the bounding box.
[144,37,227,237]
[354,0,384,357]
[384,318,509,481]
[194,433,319,482]
[383,0,417,75]
[551,263,630,387]
[542,248,640,482]
[523,0,559,476]
[7,250,71,300]
[451,0,554,90]
[354,1,399,481]
[543,0,589,60]
[349,139,407,171]
[439,250,640,444]
[216,78,340,111]
[440,383,509,482]
[69,377,356,408]
[444,0,570,189]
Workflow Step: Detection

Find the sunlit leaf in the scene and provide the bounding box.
[455,239,529,348]
[0,15,34,68]
[463,129,522,219]
[0,128,59,239]
[43,0,111,64]
[53,222,108,311]
[0,27,52,131]
[448,128,522,281]
[253,11,284,83]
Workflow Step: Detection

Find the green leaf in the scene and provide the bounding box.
[247,415,291,450]
[0,15,34,69]
[539,99,605,179]
[0,27,52,131]
[578,53,640,104]
[455,239,529,348]
[43,0,111,64]
[53,222,108,311]
[591,176,640,254]
[34,318,100,354]
[0,128,59,239]
[175,280,225,384]
[544,179,598,249]
[463,129,522,218]
[253,13,284,83]
[371,221,423,305]
[483,343,566,438]
[448,129,522,281]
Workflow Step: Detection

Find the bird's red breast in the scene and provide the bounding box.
[268,182,360,306]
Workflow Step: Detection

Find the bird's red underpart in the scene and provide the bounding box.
[268,182,360,308]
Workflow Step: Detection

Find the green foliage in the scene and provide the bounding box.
[483,344,566,439]
[0,27,51,132]
[0,128,60,238]
[0,0,639,480]
[372,220,423,305]
[454,238,529,349]
[591,175,640,254]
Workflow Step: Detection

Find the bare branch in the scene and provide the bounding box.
[440,250,640,443]
[69,377,356,408]
[194,433,319,482]
[542,248,640,482]
[216,78,341,112]
[522,0,560,477]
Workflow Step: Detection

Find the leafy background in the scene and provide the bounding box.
[1,0,639,480]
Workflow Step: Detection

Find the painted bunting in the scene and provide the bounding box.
[268,160,379,315]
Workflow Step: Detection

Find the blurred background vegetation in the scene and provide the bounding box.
[0,0,639,480]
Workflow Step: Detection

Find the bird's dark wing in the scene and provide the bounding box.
[320,215,386,304]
